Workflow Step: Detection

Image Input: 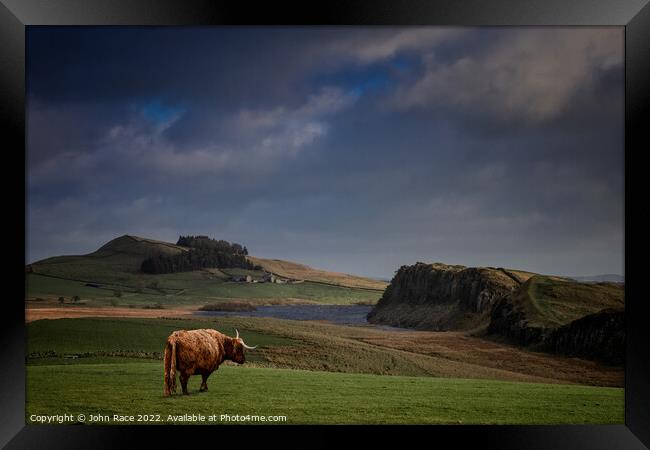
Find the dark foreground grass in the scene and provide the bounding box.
[27,317,296,356]
[26,362,623,425]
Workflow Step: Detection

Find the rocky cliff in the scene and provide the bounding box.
[543,308,624,364]
[368,263,625,365]
[366,262,531,330]
[490,298,624,364]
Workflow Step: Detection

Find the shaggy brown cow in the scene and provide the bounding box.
[163,328,256,396]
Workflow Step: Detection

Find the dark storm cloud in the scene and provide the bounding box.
[26,27,624,278]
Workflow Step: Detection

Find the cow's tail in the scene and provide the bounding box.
[163,336,177,397]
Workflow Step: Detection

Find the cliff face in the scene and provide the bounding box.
[368,262,624,365]
[488,276,625,362]
[367,262,522,330]
[489,299,624,364]
[488,293,546,346]
[544,308,624,365]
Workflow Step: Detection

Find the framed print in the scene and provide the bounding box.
[2,0,649,448]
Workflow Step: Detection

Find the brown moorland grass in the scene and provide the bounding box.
[25,306,194,322]
[248,256,388,291]
[207,316,623,387]
[24,310,623,387]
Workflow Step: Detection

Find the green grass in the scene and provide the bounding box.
[220,268,267,277]
[25,316,624,424]
[25,316,433,377]
[26,272,381,306]
[525,276,624,327]
[26,316,625,389]
[27,317,296,360]
[23,316,463,379]
[26,362,623,425]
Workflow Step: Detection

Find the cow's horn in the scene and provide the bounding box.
[241,339,258,350]
[235,328,257,349]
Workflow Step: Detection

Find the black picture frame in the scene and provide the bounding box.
[2,1,648,448]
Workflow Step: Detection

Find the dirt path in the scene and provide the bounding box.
[25,306,194,322]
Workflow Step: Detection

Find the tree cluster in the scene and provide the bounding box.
[140,236,260,274]
[176,235,248,255]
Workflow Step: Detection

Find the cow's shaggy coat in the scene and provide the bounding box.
[163,329,250,396]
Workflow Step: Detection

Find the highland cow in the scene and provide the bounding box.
[163,328,256,396]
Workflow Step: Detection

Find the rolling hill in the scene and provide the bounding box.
[26,235,385,307]
[29,235,188,278]
[495,275,624,329]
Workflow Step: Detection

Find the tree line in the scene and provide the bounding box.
[176,235,248,255]
[140,236,260,274]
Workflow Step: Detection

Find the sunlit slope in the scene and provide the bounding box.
[247,256,387,291]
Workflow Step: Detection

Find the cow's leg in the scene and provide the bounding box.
[180,372,189,395]
[200,373,210,392]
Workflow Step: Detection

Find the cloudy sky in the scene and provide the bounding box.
[26,27,624,279]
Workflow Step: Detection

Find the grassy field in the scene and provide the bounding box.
[24,235,625,425]
[522,276,624,327]
[26,317,296,359]
[26,362,623,425]
[25,316,624,424]
[26,316,623,385]
[26,272,382,308]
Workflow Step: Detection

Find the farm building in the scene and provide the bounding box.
[261,274,276,283]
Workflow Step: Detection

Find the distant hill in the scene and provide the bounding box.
[569,274,624,283]
[367,262,624,364]
[28,234,385,292]
[30,235,189,277]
